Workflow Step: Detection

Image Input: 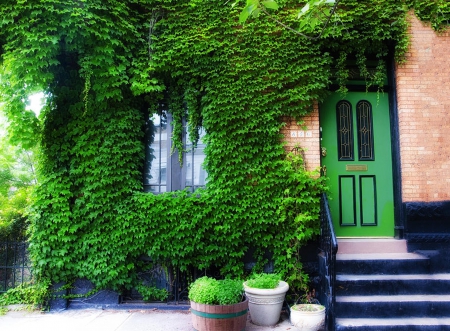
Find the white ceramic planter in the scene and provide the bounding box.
[243,280,289,326]
[290,304,325,331]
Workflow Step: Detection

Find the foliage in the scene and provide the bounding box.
[406,0,450,31]
[0,279,51,311]
[0,117,36,241]
[239,0,280,23]
[136,284,169,302]
[0,0,448,299]
[188,276,244,305]
[0,187,31,240]
[239,0,339,36]
[245,273,281,289]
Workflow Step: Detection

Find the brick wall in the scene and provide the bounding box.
[281,104,321,172]
[395,13,450,202]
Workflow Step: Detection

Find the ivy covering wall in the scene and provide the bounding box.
[0,0,449,293]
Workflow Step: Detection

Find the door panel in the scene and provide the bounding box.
[320,92,394,237]
[360,175,376,225]
[339,176,356,226]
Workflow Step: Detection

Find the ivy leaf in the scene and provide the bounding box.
[239,3,258,23]
[298,3,310,18]
[252,8,262,18]
[261,0,279,10]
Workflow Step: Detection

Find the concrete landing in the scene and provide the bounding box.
[337,239,408,254]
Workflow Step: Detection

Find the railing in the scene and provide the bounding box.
[0,241,32,293]
[122,262,221,304]
[319,194,338,331]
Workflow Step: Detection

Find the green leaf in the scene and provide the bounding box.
[239,4,258,23]
[261,0,279,10]
[298,3,310,18]
[252,8,262,18]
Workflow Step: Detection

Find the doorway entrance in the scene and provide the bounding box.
[320,92,394,237]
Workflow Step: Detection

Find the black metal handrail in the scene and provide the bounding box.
[319,194,338,331]
[0,241,32,293]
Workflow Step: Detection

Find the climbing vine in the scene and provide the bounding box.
[0,0,449,296]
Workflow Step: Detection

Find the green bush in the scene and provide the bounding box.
[0,279,50,311]
[188,276,244,305]
[136,284,169,302]
[245,273,281,289]
[0,185,32,241]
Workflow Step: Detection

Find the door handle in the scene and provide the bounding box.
[322,165,327,176]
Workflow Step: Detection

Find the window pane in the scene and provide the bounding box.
[185,127,207,190]
[337,100,354,161]
[144,112,168,192]
[357,101,375,161]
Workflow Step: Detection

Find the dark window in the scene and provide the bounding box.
[356,100,375,161]
[144,112,207,193]
[184,127,207,191]
[144,111,169,193]
[336,100,354,161]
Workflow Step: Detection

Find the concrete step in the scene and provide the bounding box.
[337,239,408,254]
[336,273,450,296]
[336,253,430,275]
[336,294,450,318]
[336,317,450,331]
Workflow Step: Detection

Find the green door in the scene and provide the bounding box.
[320,92,394,237]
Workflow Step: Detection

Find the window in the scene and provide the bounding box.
[144,111,169,193]
[336,100,354,161]
[356,100,375,161]
[143,111,207,193]
[184,126,207,191]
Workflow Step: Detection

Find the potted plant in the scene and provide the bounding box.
[243,273,289,326]
[188,276,248,331]
[289,291,325,331]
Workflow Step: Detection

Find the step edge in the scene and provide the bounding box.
[336,317,450,326]
[336,294,450,303]
[337,253,429,261]
[336,274,450,281]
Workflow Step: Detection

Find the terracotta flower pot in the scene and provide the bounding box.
[243,280,289,326]
[290,304,325,331]
[190,296,248,331]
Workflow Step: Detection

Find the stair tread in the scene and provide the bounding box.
[337,239,408,254]
[337,294,450,302]
[337,273,450,281]
[337,253,428,261]
[338,239,406,243]
[337,317,450,326]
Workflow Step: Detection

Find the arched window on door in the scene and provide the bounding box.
[336,100,354,161]
[356,100,375,161]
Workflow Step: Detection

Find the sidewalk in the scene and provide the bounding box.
[0,306,294,331]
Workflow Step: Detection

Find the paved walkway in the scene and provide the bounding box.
[0,306,294,331]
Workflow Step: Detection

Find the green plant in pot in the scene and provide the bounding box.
[188,276,248,331]
[290,290,325,331]
[243,273,289,326]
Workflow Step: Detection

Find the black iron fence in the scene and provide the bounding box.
[319,194,338,331]
[122,261,220,304]
[0,241,32,293]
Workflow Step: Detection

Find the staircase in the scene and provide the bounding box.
[334,239,450,330]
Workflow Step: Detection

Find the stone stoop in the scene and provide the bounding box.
[337,239,408,254]
[334,239,450,331]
